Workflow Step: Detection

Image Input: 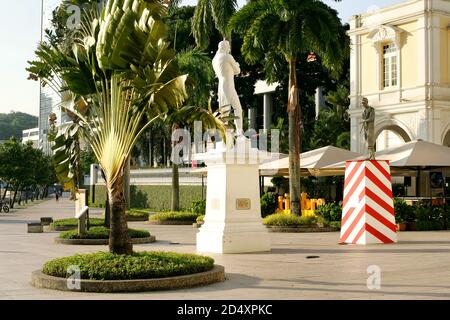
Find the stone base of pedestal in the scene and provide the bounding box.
[197,223,271,254]
[339,160,397,245]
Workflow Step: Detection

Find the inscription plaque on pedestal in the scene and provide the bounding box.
[236,198,251,210]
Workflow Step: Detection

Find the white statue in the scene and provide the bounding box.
[212,40,244,136]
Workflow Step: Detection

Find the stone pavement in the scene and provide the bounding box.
[1,196,450,300]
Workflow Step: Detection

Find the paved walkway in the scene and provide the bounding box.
[1,196,450,300]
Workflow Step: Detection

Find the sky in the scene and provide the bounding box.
[0,0,402,117]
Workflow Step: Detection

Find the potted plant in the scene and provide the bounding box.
[394,198,415,231]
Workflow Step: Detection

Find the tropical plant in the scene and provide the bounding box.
[192,0,238,49]
[28,0,189,255]
[261,192,277,218]
[229,0,348,215]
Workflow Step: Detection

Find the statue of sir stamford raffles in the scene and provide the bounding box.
[212,40,244,137]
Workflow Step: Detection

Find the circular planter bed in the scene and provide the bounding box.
[31,251,225,292]
[126,210,150,222]
[193,221,204,228]
[148,211,200,225]
[126,216,149,222]
[54,226,155,245]
[266,225,339,233]
[262,213,339,233]
[148,220,194,225]
[49,218,104,231]
[54,236,156,245]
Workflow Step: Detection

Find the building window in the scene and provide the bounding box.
[383,43,397,88]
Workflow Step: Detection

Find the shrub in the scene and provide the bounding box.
[261,192,278,218]
[59,226,150,239]
[126,209,149,219]
[315,203,342,222]
[190,200,206,215]
[149,211,200,222]
[262,213,317,227]
[196,215,205,223]
[394,198,416,223]
[416,220,442,231]
[51,218,104,228]
[329,221,341,230]
[42,251,214,280]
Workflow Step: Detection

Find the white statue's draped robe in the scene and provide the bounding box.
[212,47,244,136]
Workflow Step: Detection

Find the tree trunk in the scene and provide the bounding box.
[108,174,133,255]
[171,123,181,211]
[124,157,131,210]
[11,188,18,209]
[287,58,301,216]
[2,184,8,200]
[171,163,180,211]
[101,170,111,228]
[75,139,84,189]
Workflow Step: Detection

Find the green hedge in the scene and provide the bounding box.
[262,213,317,227]
[415,221,443,231]
[51,218,104,228]
[149,211,200,222]
[93,185,205,211]
[42,251,214,280]
[126,209,149,219]
[59,226,150,239]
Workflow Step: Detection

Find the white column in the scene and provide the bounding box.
[248,107,257,130]
[263,93,272,132]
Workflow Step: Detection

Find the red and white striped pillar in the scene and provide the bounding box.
[340,160,397,245]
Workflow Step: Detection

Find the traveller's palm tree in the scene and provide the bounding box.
[30,0,188,254]
[229,0,348,215]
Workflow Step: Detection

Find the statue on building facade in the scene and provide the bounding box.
[360,97,376,160]
[212,40,244,137]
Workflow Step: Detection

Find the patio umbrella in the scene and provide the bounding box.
[259,146,361,177]
[320,140,450,175]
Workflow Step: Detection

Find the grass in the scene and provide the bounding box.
[51,218,104,228]
[42,251,215,280]
[262,213,317,227]
[59,226,150,240]
[149,211,200,222]
[93,185,205,211]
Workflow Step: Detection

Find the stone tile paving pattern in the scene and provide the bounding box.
[1,197,450,299]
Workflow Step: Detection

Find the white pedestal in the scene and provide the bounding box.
[195,138,271,254]
[340,160,397,245]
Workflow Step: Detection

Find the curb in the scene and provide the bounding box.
[147,220,195,225]
[54,236,156,245]
[31,265,225,292]
[266,226,339,233]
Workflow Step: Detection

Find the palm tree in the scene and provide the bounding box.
[229,0,348,215]
[192,0,237,49]
[29,0,188,255]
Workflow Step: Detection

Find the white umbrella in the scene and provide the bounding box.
[320,140,450,176]
[259,146,361,177]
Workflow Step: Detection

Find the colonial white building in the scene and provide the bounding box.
[348,0,450,154]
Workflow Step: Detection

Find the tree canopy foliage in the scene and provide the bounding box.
[0,112,38,141]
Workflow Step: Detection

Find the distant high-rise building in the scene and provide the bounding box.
[38,0,68,155]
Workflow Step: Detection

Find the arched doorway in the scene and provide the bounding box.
[443,130,450,147]
[375,124,413,197]
[375,124,412,152]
